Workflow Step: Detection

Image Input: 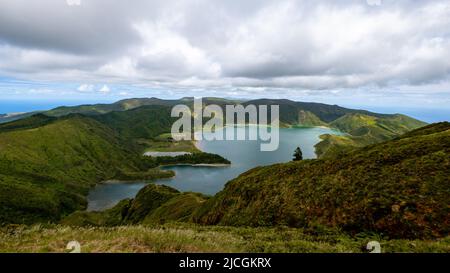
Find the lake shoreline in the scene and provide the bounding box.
[161,163,231,168]
[99,179,152,185]
[88,126,343,211]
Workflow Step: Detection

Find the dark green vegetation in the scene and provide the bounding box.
[293,147,303,161]
[60,123,450,238]
[44,98,182,117]
[92,105,175,143]
[62,184,208,226]
[0,114,56,133]
[1,97,444,253]
[0,105,228,224]
[0,115,174,224]
[150,153,231,166]
[194,123,450,239]
[0,112,41,124]
[0,97,242,123]
[0,98,428,225]
[0,98,426,157]
[62,123,449,241]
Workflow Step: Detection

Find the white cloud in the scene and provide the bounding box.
[366,0,382,6]
[66,0,81,6]
[132,22,221,79]
[0,0,449,95]
[28,88,56,95]
[77,84,94,92]
[99,85,110,93]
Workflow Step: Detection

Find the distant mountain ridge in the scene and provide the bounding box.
[0,97,405,122]
[0,97,427,157]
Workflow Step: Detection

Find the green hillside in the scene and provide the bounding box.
[296,110,327,127]
[0,112,42,124]
[0,115,173,224]
[0,98,430,229]
[0,98,427,158]
[21,97,242,119]
[316,113,427,158]
[0,114,57,133]
[243,99,390,124]
[62,123,450,240]
[193,123,450,239]
[92,105,175,143]
[330,113,426,136]
[0,105,231,224]
[62,184,208,227]
[43,97,182,117]
[0,97,417,129]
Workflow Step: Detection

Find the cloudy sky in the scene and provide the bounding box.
[0,0,450,112]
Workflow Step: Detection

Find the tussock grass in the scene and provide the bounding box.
[0,224,448,253]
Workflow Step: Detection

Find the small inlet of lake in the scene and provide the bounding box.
[87,126,342,211]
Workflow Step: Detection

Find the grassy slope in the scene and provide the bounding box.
[238,100,426,154]
[1,224,448,253]
[2,97,417,127]
[194,123,450,239]
[316,113,427,158]
[51,123,450,252]
[0,106,229,224]
[0,114,57,133]
[43,98,180,117]
[0,99,429,229]
[244,99,390,123]
[62,184,209,226]
[296,110,328,127]
[0,115,173,224]
[0,112,42,124]
[62,123,450,240]
[92,105,176,142]
[38,97,240,118]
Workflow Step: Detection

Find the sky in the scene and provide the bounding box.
[0,0,449,115]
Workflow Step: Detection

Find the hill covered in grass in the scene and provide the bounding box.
[0,114,175,224]
[63,123,450,240]
[316,113,427,158]
[0,98,426,157]
[0,105,232,225]
[44,98,181,117]
[0,97,423,128]
[0,98,428,228]
[62,184,209,227]
[92,105,176,144]
[194,122,450,238]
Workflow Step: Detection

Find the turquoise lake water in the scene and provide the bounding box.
[87,126,342,211]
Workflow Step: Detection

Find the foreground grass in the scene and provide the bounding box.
[0,224,448,253]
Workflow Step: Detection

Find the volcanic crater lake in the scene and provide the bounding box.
[87,126,342,211]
